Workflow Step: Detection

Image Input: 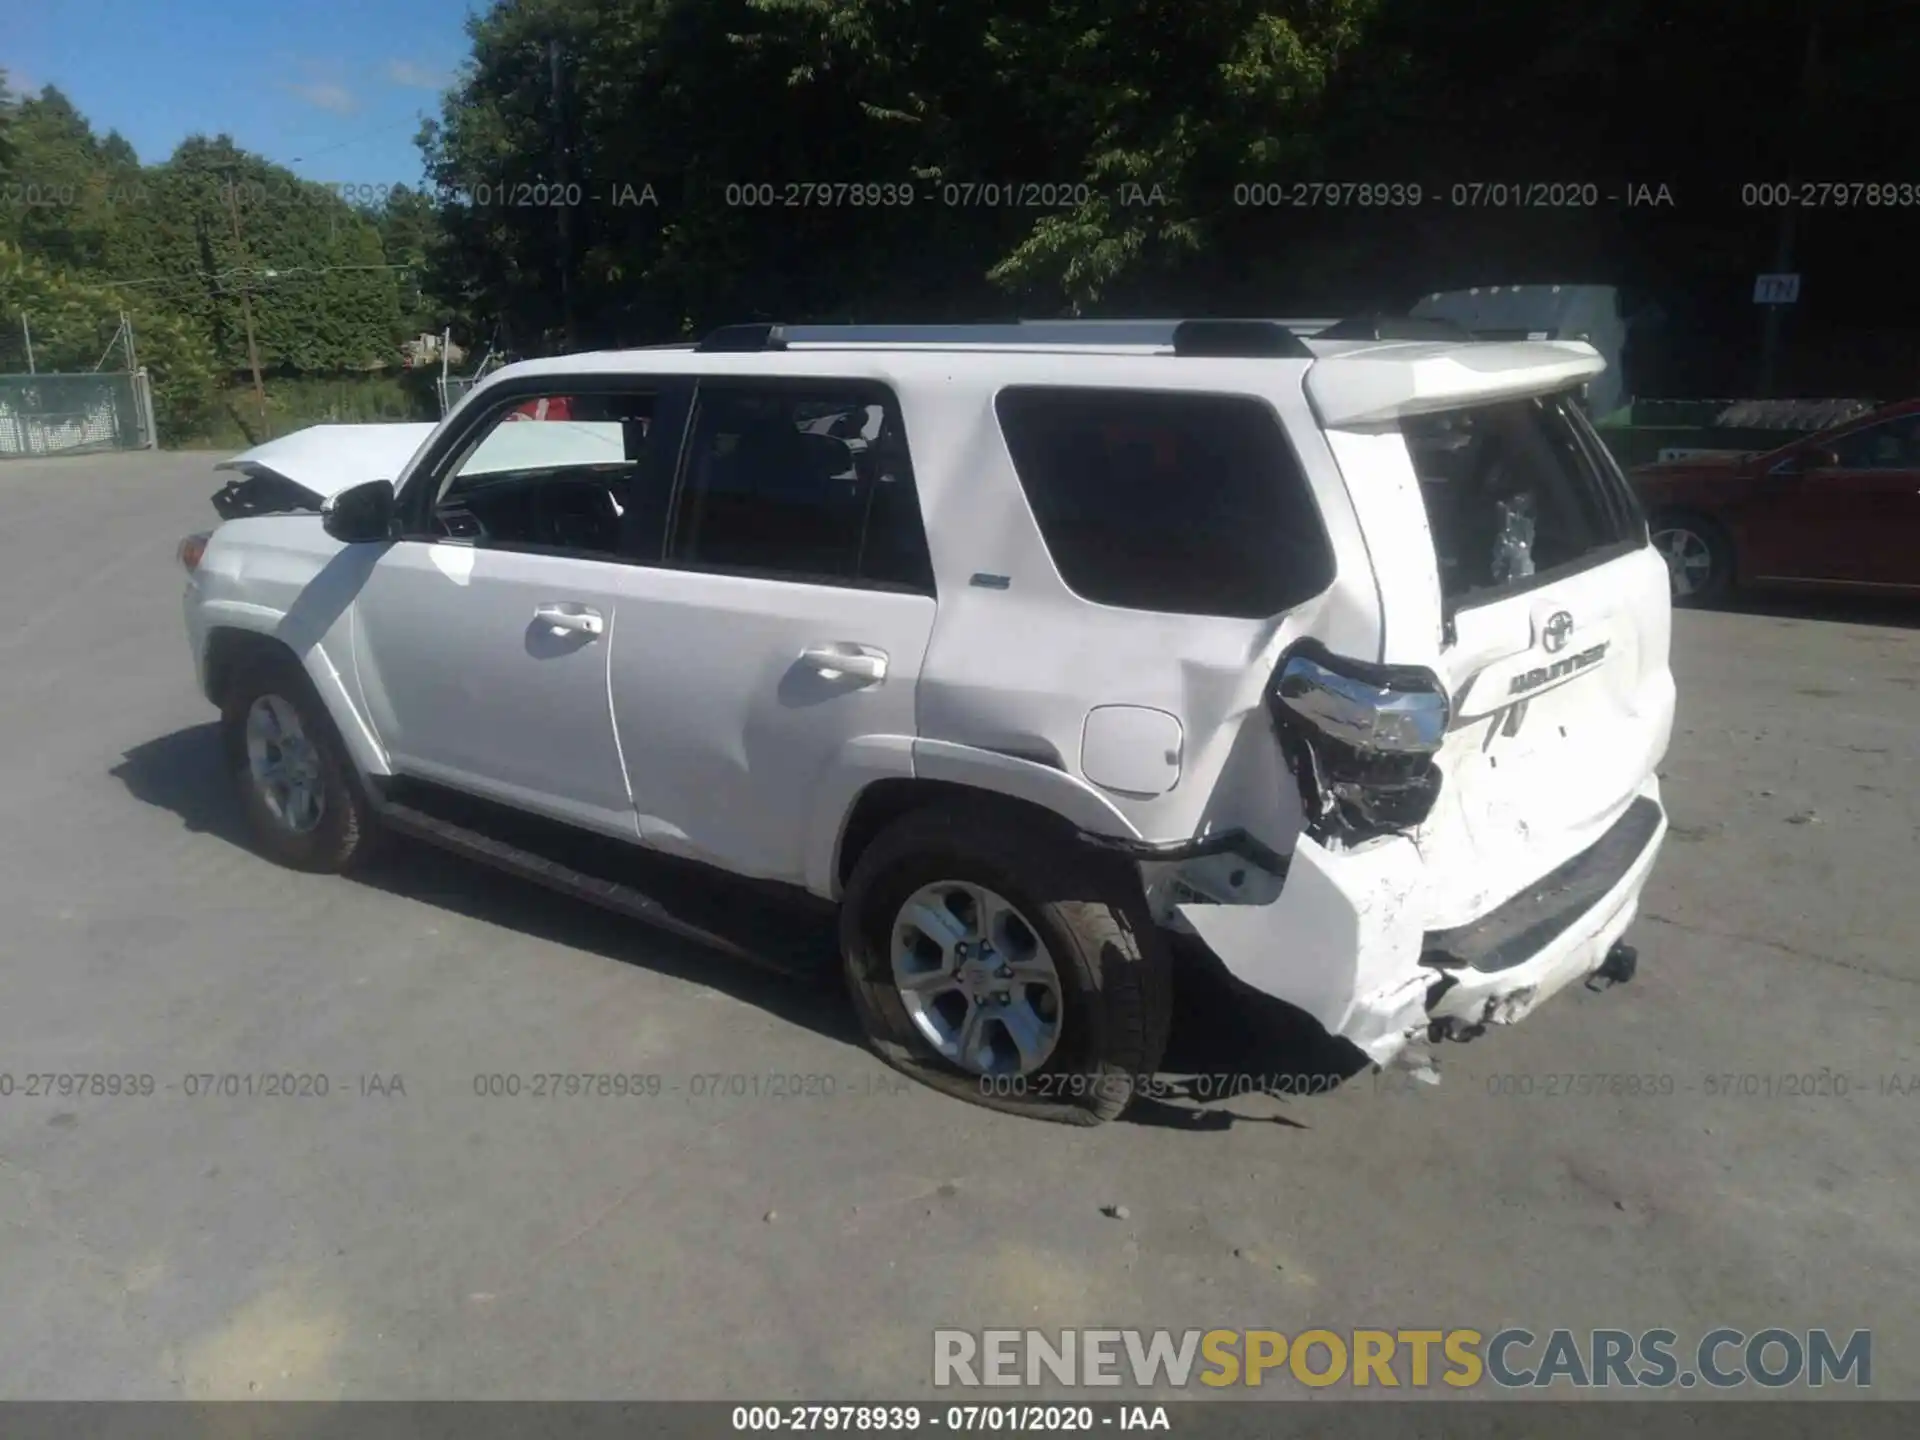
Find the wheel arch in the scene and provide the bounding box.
[1648,505,1738,594]
[825,740,1144,898]
[835,780,1172,1125]
[203,625,299,709]
[201,618,390,779]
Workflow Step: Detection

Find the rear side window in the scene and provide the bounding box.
[669,384,934,592]
[1828,413,1920,469]
[1404,393,1639,606]
[994,388,1334,619]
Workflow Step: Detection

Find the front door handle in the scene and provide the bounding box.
[800,643,888,683]
[534,603,605,637]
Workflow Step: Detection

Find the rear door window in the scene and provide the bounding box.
[668,383,934,593]
[994,387,1334,619]
[1403,392,1641,607]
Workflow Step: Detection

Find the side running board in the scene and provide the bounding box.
[368,793,830,976]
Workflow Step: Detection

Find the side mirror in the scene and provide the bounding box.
[321,479,396,542]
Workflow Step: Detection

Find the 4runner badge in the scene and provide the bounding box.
[1509,641,1610,696]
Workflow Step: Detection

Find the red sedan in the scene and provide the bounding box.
[1631,399,1920,603]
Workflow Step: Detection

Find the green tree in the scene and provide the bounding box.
[0,84,150,276]
[417,0,1390,337]
[365,183,446,340]
[105,136,406,374]
[0,237,221,436]
[0,72,17,176]
[751,0,1384,308]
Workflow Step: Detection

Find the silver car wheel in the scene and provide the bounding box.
[245,694,326,835]
[1652,525,1715,598]
[890,881,1065,1077]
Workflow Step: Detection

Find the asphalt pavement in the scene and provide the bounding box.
[1,450,1915,1399]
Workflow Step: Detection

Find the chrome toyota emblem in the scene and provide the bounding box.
[1542,611,1575,653]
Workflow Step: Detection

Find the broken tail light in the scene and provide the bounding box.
[1269,641,1451,839]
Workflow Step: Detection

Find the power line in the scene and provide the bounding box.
[95,261,417,292]
[289,112,433,165]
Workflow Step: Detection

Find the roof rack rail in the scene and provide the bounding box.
[782,322,1179,346]
[1169,320,1314,359]
[1317,314,1475,342]
[688,317,1335,355]
[696,323,788,353]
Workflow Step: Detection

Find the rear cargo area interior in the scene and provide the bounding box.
[1405,396,1632,601]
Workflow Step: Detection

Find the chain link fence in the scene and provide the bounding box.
[0,371,158,458]
[436,349,506,418]
[435,374,482,417]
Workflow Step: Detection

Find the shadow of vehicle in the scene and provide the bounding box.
[1698,589,1920,630]
[110,724,865,1052]
[1123,937,1372,1131]
[111,722,254,848]
[113,723,1370,1128]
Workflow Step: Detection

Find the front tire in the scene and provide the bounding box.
[221,655,378,873]
[1650,511,1733,605]
[840,804,1172,1124]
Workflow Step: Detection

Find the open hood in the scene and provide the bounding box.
[211,423,438,518]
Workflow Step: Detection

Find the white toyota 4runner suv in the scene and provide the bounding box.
[179,319,1673,1124]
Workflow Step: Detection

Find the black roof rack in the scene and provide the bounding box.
[690,318,1322,355]
[696,323,788,353]
[1316,314,1475,342]
[1169,319,1314,358]
[704,321,1183,347]
[684,315,1476,355]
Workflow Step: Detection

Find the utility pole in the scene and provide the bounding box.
[550,36,577,350]
[21,314,35,374]
[123,308,153,448]
[225,177,272,438]
[1759,13,1822,399]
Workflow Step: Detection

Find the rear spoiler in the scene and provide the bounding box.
[1304,340,1605,429]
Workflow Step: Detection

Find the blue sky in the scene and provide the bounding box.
[3,0,476,187]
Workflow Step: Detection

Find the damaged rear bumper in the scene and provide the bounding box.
[1174,780,1667,1067]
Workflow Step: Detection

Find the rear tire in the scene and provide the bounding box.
[1650,510,1733,605]
[221,653,379,874]
[840,804,1172,1125]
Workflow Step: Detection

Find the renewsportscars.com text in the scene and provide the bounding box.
[933,1327,1871,1390]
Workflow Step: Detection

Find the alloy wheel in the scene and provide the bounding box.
[244,694,326,834]
[1652,524,1715,599]
[889,881,1065,1077]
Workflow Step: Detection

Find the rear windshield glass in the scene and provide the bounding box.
[1403,392,1639,606]
[994,387,1334,619]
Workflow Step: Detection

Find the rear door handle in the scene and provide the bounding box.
[534,603,605,637]
[800,643,888,683]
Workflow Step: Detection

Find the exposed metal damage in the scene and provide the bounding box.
[1268,640,1450,847]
